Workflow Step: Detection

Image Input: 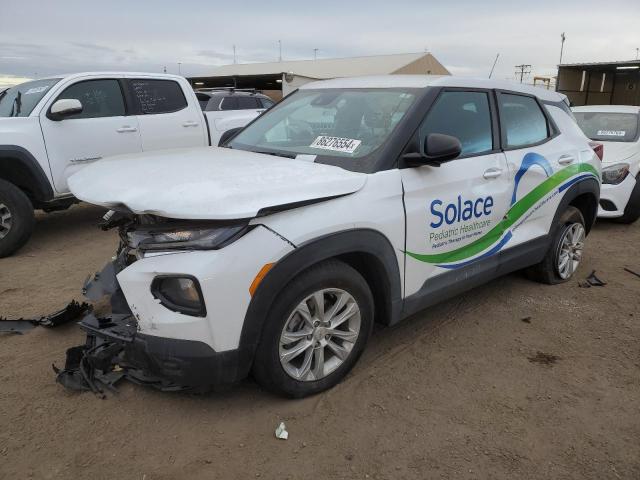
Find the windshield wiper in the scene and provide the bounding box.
[252,149,296,159]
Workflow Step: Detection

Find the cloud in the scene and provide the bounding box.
[0,0,638,82]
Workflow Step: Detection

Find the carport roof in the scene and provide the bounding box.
[559,59,640,69]
[200,52,449,79]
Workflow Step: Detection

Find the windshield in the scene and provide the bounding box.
[0,78,61,118]
[574,112,639,142]
[228,88,417,164]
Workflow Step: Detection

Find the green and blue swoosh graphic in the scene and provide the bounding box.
[406,156,599,269]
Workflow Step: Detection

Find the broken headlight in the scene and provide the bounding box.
[602,163,630,185]
[127,224,248,251]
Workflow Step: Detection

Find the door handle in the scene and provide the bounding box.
[483,168,503,179]
[558,154,575,165]
[116,126,137,133]
[182,121,199,127]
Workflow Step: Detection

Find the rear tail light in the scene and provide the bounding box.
[589,141,604,161]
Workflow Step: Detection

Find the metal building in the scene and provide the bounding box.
[188,52,450,100]
[557,60,640,106]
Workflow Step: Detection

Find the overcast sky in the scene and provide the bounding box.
[1,0,638,86]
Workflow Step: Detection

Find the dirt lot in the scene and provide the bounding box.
[1,204,639,480]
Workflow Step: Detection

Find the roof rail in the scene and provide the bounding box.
[195,87,258,94]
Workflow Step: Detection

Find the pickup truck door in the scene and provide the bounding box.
[401,89,511,298]
[125,78,207,151]
[40,78,142,194]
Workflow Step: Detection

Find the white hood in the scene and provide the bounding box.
[68,147,367,219]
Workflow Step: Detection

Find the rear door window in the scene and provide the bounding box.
[220,97,239,111]
[260,98,275,109]
[498,93,550,148]
[128,79,187,115]
[237,96,260,110]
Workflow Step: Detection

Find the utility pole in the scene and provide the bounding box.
[233,45,237,64]
[636,47,639,60]
[278,40,282,62]
[489,53,500,78]
[514,64,531,83]
[313,48,318,60]
[559,32,566,65]
[178,62,182,75]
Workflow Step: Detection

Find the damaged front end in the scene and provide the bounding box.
[55,313,190,396]
[55,211,251,395]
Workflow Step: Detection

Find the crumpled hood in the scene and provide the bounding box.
[68,146,367,219]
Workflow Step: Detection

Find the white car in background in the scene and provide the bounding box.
[573,105,640,223]
[194,88,274,145]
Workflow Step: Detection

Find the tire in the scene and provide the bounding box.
[0,179,34,258]
[252,260,374,398]
[525,206,586,285]
[614,180,640,224]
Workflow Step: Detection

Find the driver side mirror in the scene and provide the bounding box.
[403,133,462,167]
[49,99,83,121]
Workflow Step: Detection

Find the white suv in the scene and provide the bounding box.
[58,75,601,398]
[573,105,640,223]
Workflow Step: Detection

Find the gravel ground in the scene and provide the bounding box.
[1,203,639,480]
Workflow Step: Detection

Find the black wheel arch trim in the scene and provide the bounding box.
[553,176,600,234]
[237,228,403,377]
[0,145,54,202]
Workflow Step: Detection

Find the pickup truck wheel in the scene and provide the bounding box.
[252,260,374,398]
[0,179,34,258]
[525,206,585,285]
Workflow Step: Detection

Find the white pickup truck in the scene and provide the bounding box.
[0,72,267,256]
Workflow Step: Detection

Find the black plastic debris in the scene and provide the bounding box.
[624,267,640,280]
[578,270,607,288]
[0,300,92,334]
[82,262,118,302]
[53,340,125,399]
[0,320,38,334]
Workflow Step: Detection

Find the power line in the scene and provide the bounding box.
[514,64,531,83]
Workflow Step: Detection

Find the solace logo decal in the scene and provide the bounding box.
[406,155,599,269]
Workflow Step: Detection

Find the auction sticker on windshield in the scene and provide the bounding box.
[310,136,361,154]
[597,130,626,137]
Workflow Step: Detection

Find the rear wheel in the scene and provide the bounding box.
[0,179,34,258]
[252,260,374,398]
[525,206,585,284]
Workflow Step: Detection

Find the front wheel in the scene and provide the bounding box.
[525,206,586,284]
[0,179,34,258]
[252,260,374,398]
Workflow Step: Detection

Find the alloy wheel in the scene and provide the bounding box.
[557,223,585,279]
[278,288,361,382]
[0,203,12,240]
